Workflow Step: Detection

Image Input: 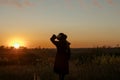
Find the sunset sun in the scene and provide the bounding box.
[9,38,26,49]
[13,42,20,49]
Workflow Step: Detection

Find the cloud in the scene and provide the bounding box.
[24,0,33,6]
[92,0,102,8]
[106,0,113,5]
[0,0,116,8]
[92,0,115,8]
[0,0,33,7]
[78,0,84,7]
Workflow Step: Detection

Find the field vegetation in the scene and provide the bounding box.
[0,46,120,80]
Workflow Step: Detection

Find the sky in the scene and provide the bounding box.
[0,0,120,48]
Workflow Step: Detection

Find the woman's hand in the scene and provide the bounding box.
[51,34,57,39]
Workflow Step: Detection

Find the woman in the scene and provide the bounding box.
[50,33,71,80]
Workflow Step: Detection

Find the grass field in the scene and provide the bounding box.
[0,48,120,80]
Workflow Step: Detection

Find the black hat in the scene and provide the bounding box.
[57,33,67,40]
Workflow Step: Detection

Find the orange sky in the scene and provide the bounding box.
[0,0,120,48]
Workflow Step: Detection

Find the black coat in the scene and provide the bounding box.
[50,36,71,74]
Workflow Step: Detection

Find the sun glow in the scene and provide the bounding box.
[9,38,26,49]
[13,42,20,49]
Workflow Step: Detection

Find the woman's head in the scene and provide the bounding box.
[57,33,67,40]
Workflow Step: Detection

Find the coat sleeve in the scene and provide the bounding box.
[50,35,58,46]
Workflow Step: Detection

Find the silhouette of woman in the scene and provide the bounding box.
[50,33,71,80]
